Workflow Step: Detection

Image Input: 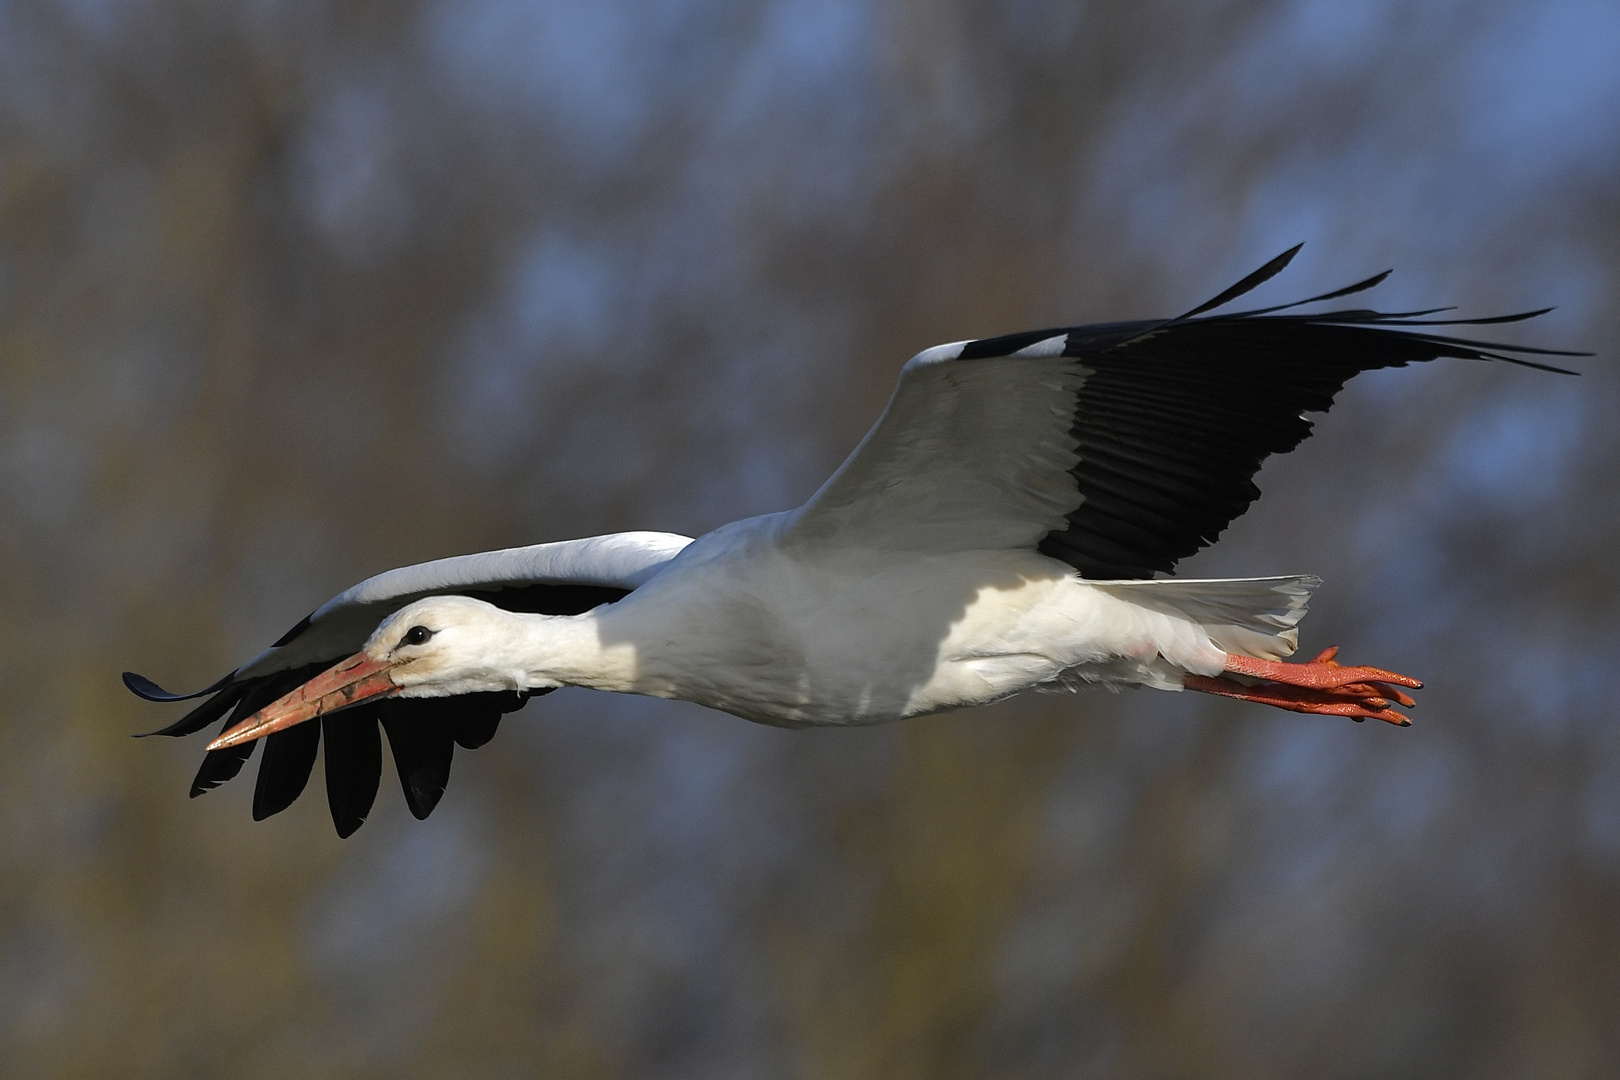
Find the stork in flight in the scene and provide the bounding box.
[127,247,1580,836]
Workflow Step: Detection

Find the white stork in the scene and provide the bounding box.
[127,247,1579,836]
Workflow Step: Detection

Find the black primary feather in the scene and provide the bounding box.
[1175,243,1304,319]
[322,710,383,839]
[252,722,321,821]
[378,701,457,820]
[188,665,325,797]
[123,669,235,704]
[136,682,248,738]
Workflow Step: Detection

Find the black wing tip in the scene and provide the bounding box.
[190,739,257,797]
[1156,252,1586,362]
[123,671,182,702]
[123,669,235,703]
[1352,307,1556,327]
[1040,260,1586,582]
[1276,268,1393,311]
[401,762,450,820]
[1478,306,1554,323]
[398,769,447,820]
[1176,244,1305,320]
[1176,274,1587,374]
[1495,354,1583,376]
[272,613,314,648]
[323,712,383,838]
[132,680,252,738]
[251,723,322,822]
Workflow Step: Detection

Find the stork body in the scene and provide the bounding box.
[376,519,1310,728]
[128,247,1580,835]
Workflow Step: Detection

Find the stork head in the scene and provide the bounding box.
[206,595,530,751]
[366,595,532,695]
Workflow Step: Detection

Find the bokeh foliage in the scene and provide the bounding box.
[1,0,1616,1076]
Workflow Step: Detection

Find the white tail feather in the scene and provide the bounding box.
[1090,575,1320,662]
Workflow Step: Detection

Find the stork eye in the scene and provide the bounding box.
[401,625,434,647]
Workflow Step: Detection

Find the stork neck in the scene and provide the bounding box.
[513,607,638,694]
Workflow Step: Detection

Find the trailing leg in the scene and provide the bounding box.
[1183,647,1420,726]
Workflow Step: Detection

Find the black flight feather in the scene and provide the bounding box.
[187,666,321,797]
[135,681,248,738]
[1175,244,1303,319]
[379,701,456,820]
[252,722,321,821]
[322,710,383,839]
[122,669,235,704]
[1007,278,1587,580]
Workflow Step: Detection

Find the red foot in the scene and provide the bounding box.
[1183,647,1421,726]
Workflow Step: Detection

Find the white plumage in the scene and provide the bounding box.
[128,247,1578,835]
[413,523,1312,727]
[233,531,694,681]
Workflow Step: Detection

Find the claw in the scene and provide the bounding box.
[1223,650,1423,691]
[1182,646,1422,727]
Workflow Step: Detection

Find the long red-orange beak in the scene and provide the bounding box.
[207,652,400,751]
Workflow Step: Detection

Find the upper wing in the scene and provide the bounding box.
[785,345,1089,553]
[786,247,1581,577]
[236,529,694,680]
[126,531,693,836]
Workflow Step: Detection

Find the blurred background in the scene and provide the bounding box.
[1,0,1617,1076]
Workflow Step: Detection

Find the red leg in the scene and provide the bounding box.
[1183,647,1421,726]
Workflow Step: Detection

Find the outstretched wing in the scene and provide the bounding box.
[786,247,1580,578]
[127,531,693,836]
[784,343,1089,553]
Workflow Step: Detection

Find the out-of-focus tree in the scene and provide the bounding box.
[0,0,1615,1076]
